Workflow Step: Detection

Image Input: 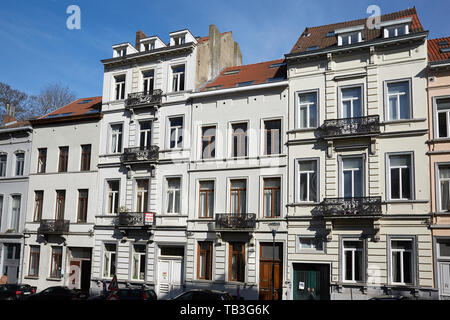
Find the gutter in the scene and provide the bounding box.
[0,125,33,134]
[429,60,450,69]
[189,80,288,99]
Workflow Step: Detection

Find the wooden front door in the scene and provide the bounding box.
[259,243,282,300]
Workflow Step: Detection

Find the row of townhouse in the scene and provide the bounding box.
[1,7,450,300]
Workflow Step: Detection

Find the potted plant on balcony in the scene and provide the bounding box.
[118,206,129,214]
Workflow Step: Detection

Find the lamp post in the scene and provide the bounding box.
[268,222,280,301]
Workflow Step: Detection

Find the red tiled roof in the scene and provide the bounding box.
[40,96,102,120]
[201,59,287,92]
[428,37,450,62]
[290,8,424,54]
[0,119,31,130]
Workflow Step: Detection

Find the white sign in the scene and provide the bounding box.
[299,282,305,290]
[145,212,154,225]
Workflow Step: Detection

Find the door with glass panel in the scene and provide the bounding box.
[340,157,364,198]
[136,180,149,213]
[230,180,246,216]
[139,121,152,150]
[340,87,362,119]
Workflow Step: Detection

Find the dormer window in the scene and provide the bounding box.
[384,25,409,38]
[173,36,185,45]
[116,48,127,57]
[143,41,155,51]
[339,32,362,46]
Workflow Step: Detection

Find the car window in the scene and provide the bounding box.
[177,292,194,300]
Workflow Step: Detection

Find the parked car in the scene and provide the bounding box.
[89,288,157,301]
[369,295,410,300]
[171,289,233,300]
[25,286,88,300]
[0,284,37,300]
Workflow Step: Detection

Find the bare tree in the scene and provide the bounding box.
[0,82,29,120]
[29,83,77,117]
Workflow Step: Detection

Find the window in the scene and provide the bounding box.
[230,180,246,215]
[116,48,126,57]
[107,181,119,214]
[15,152,24,176]
[10,195,20,232]
[201,126,216,159]
[339,32,361,46]
[166,178,181,214]
[437,240,450,258]
[28,246,40,277]
[110,124,123,154]
[229,243,245,282]
[58,147,69,172]
[136,180,148,213]
[388,154,413,200]
[55,190,65,220]
[340,86,362,118]
[231,123,248,157]
[34,191,43,222]
[168,117,183,149]
[114,75,126,100]
[80,145,91,171]
[0,154,6,177]
[132,244,146,280]
[142,70,154,94]
[297,91,318,129]
[199,181,214,218]
[37,148,47,173]
[103,243,116,278]
[6,243,20,260]
[173,36,185,45]
[390,239,414,285]
[172,65,185,92]
[297,237,324,252]
[436,98,450,138]
[0,195,3,227]
[439,165,450,212]
[50,247,62,278]
[341,157,364,198]
[77,189,88,223]
[384,25,408,38]
[264,120,281,155]
[139,121,152,148]
[263,178,281,218]
[297,160,318,203]
[342,239,364,282]
[197,242,212,280]
[386,80,411,120]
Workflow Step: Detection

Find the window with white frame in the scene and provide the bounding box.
[339,32,361,46]
[231,123,248,157]
[110,124,123,154]
[201,126,216,159]
[103,243,116,278]
[263,178,281,218]
[297,159,318,202]
[114,75,126,100]
[386,80,411,121]
[10,195,21,232]
[142,70,154,94]
[230,179,246,216]
[168,117,183,149]
[384,25,409,38]
[388,154,413,200]
[264,120,281,155]
[50,246,62,278]
[437,240,450,258]
[0,154,6,177]
[139,121,152,148]
[135,179,149,213]
[172,65,185,92]
[116,48,126,57]
[438,165,450,212]
[297,91,318,129]
[340,157,364,198]
[297,236,324,252]
[436,98,450,138]
[342,239,364,282]
[0,195,3,227]
[132,244,146,280]
[15,152,24,176]
[340,86,362,118]
[390,239,414,285]
[173,36,185,45]
[107,180,119,214]
[166,177,181,214]
[199,181,214,218]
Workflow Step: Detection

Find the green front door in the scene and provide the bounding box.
[293,270,320,300]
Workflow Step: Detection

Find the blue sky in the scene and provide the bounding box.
[0,0,449,99]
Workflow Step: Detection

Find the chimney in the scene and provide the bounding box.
[135,30,147,51]
[2,104,17,125]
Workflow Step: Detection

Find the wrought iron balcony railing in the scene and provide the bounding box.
[321,197,382,217]
[117,212,154,228]
[125,90,163,109]
[39,219,70,235]
[215,213,256,230]
[122,145,159,164]
[321,115,380,139]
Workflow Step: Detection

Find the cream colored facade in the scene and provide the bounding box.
[285,32,437,299]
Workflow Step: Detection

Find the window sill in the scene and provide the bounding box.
[46,277,63,282]
[383,200,428,204]
[381,118,426,125]
[24,276,39,280]
[287,128,318,134]
[287,202,320,207]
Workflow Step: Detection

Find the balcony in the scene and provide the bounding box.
[214,213,256,231]
[321,115,380,139]
[116,212,154,237]
[122,146,159,164]
[321,197,382,219]
[125,90,163,109]
[38,219,70,235]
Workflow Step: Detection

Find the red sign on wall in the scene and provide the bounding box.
[144,212,154,225]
